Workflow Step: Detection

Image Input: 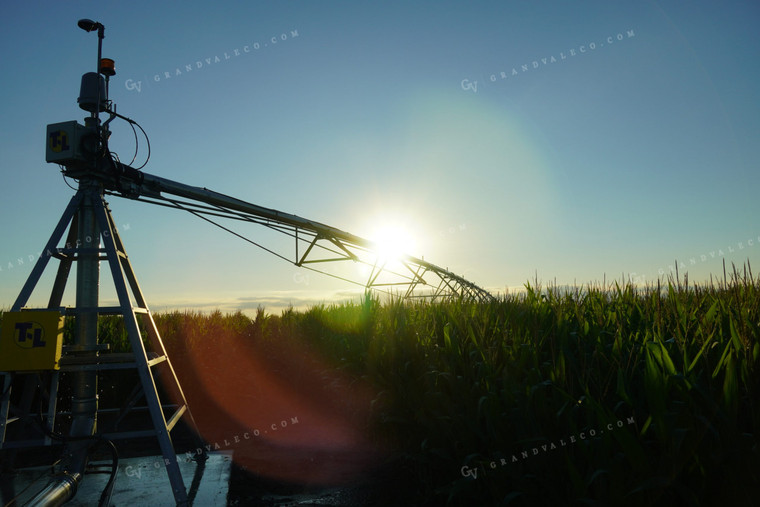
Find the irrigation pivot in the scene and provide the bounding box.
[49,122,492,301]
[110,170,494,302]
[1,17,492,507]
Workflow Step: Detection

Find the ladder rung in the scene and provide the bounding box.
[19,307,66,313]
[59,352,162,371]
[55,403,178,417]
[64,306,121,315]
[165,404,187,432]
[60,362,135,372]
[60,353,135,366]
[61,306,150,315]
[147,355,167,368]
[94,306,124,315]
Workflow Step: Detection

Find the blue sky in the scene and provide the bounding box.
[1,1,758,314]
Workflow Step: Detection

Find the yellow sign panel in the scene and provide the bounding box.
[0,311,64,371]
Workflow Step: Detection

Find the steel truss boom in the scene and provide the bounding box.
[99,165,493,302]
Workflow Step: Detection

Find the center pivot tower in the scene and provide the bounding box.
[0,20,204,506]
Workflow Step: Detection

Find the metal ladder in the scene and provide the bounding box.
[0,184,203,505]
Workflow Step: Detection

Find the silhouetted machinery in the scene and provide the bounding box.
[0,18,492,506]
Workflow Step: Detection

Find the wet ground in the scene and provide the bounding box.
[2,424,410,506]
[226,460,408,506]
[1,368,412,506]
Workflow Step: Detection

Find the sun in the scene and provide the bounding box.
[369,223,417,264]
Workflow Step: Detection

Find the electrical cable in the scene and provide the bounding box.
[126,119,139,166]
[104,108,151,170]
[131,119,151,170]
[132,194,356,260]
[61,166,78,191]
[94,438,118,507]
[122,193,431,297]
[165,197,296,265]
[158,197,409,295]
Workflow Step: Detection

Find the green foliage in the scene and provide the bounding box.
[5,267,759,505]
[261,271,759,506]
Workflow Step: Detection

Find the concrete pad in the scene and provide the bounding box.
[5,451,232,506]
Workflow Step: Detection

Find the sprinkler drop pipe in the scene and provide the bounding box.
[23,473,82,507]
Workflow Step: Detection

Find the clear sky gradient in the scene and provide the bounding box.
[1,1,758,314]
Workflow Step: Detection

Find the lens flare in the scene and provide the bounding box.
[163,314,383,485]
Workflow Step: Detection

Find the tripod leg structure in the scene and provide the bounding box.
[11,191,84,312]
[93,191,202,505]
[2,185,204,506]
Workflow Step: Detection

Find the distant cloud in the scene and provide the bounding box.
[142,288,368,316]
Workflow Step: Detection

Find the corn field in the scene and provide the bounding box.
[2,266,759,505]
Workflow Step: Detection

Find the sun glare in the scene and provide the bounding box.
[370,224,417,263]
